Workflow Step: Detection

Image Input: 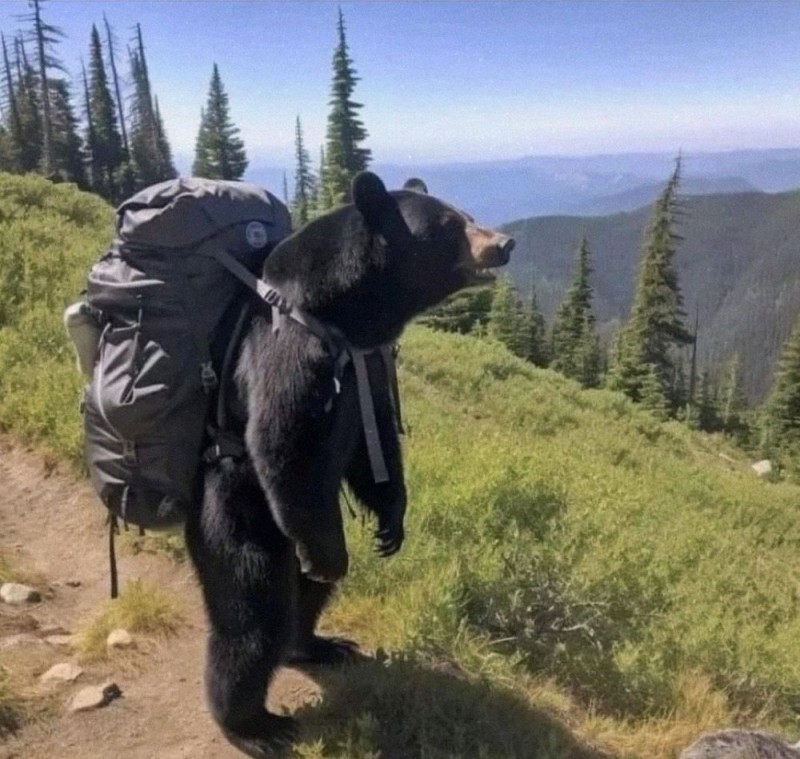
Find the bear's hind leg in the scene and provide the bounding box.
[186,463,299,757]
[287,568,363,666]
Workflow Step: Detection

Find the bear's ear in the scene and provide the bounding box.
[352,171,393,231]
[402,178,428,194]
[352,171,412,246]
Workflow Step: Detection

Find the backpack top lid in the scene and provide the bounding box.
[116,177,291,249]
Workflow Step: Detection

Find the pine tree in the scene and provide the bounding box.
[321,8,370,208]
[24,0,63,176]
[48,77,86,186]
[550,235,600,384]
[128,25,175,188]
[696,371,720,432]
[609,157,693,406]
[1,34,22,171]
[419,287,494,335]
[85,24,123,200]
[488,277,526,358]
[720,353,746,437]
[641,363,670,420]
[102,14,128,155]
[291,115,314,226]
[13,35,42,172]
[521,279,549,367]
[762,315,800,454]
[192,63,247,180]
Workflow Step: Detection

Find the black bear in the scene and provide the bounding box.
[185,172,514,757]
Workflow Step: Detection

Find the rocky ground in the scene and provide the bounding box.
[0,437,322,759]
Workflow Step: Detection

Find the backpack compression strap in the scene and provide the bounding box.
[207,247,401,485]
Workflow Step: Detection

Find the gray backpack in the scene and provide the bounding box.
[70,178,291,531]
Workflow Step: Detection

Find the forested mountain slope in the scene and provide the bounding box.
[503,190,800,401]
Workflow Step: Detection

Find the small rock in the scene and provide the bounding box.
[0,633,45,650]
[106,629,134,649]
[0,583,41,604]
[40,663,83,683]
[69,682,122,713]
[752,459,773,477]
[45,634,74,647]
[65,580,82,588]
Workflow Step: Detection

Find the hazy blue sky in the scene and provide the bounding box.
[0,1,798,172]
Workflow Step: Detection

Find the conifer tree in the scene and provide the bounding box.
[489,277,526,358]
[128,25,175,188]
[608,158,693,406]
[102,15,128,155]
[762,315,800,453]
[419,287,493,335]
[291,115,314,226]
[551,235,600,385]
[696,371,720,432]
[192,63,247,180]
[521,279,549,367]
[641,363,670,420]
[720,353,746,437]
[321,8,370,207]
[13,35,42,172]
[25,0,62,176]
[85,24,123,200]
[48,77,86,186]
[1,34,22,171]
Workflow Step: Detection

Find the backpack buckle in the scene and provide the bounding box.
[122,440,137,466]
[200,362,218,392]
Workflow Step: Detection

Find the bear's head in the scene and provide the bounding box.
[265,171,514,346]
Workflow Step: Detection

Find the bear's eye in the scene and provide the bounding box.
[441,213,465,235]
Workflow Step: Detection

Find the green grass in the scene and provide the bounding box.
[0,173,113,462]
[3,174,800,756]
[75,580,183,661]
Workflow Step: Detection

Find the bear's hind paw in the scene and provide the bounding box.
[222,713,298,758]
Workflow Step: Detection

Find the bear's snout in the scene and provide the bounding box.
[466,224,515,270]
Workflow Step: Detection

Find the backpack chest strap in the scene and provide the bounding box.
[208,247,401,485]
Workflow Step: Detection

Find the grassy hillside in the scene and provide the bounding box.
[502,190,800,402]
[3,174,800,756]
[0,173,113,458]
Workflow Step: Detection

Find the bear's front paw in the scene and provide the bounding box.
[375,515,404,557]
[296,540,349,583]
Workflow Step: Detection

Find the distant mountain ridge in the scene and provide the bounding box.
[239,147,800,226]
[500,189,800,402]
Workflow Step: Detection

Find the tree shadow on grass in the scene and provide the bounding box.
[294,658,610,759]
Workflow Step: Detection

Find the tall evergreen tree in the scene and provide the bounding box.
[13,35,42,172]
[291,115,314,226]
[48,77,86,186]
[321,8,370,208]
[1,33,22,171]
[550,235,600,385]
[762,315,800,454]
[521,279,549,367]
[102,14,128,155]
[192,63,247,180]
[128,25,175,188]
[24,0,62,175]
[720,353,746,437]
[608,157,693,406]
[488,277,527,358]
[85,24,123,200]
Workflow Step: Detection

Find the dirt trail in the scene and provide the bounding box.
[0,438,320,759]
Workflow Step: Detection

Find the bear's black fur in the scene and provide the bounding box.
[185,172,513,757]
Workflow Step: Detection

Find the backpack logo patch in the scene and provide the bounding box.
[246,221,268,249]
